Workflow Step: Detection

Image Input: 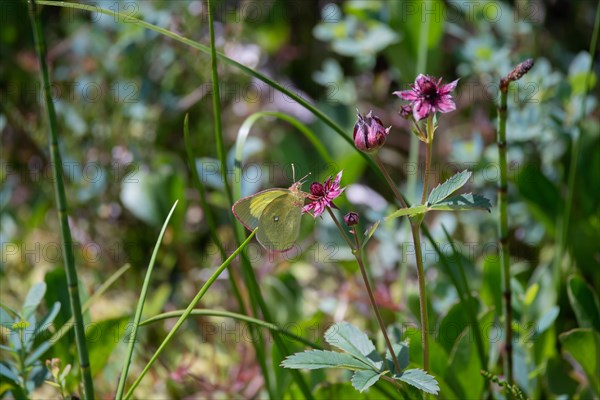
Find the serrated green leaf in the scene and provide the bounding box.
[567,275,600,331]
[397,368,440,395]
[385,342,409,375]
[559,329,600,396]
[430,193,491,212]
[361,220,380,250]
[281,350,372,371]
[351,370,385,393]
[325,322,383,370]
[385,205,428,221]
[427,170,471,205]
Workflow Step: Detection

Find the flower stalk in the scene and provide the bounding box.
[497,58,534,387]
[327,208,403,375]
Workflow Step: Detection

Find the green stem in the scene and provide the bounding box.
[354,233,403,375]
[123,230,257,399]
[374,156,430,372]
[407,4,431,204]
[326,208,355,250]
[326,208,402,375]
[183,114,245,326]
[421,116,434,205]
[498,85,513,387]
[26,2,94,398]
[410,222,429,372]
[233,117,315,400]
[18,329,28,394]
[207,0,233,205]
[374,155,408,209]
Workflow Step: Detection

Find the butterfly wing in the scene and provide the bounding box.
[257,193,303,251]
[232,189,289,231]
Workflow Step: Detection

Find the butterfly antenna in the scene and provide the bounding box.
[298,172,311,184]
[291,163,296,182]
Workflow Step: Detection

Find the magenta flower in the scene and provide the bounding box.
[302,171,345,218]
[394,74,459,121]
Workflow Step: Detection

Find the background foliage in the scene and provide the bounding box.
[1,0,599,398]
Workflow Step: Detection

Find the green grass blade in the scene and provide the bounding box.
[50,263,131,344]
[140,309,323,350]
[207,0,234,206]
[123,229,257,399]
[26,1,94,397]
[115,201,179,399]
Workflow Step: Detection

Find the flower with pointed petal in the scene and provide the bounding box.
[302,171,345,218]
[353,110,391,153]
[393,74,459,121]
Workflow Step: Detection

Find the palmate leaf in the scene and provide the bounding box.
[351,370,387,393]
[396,368,440,395]
[281,350,373,371]
[427,170,472,205]
[325,322,383,370]
[430,193,491,212]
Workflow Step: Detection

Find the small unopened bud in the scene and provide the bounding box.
[353,110,391,153]
[344,211,360,226]
[399,104,412,119]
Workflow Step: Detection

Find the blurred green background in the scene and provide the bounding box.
[1,0,599,398]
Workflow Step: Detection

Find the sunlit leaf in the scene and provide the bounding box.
[281,350,372,371]
[351,370,385,393]
[325,322,383,370]
[396,368,440,395]
[427,170,472,205]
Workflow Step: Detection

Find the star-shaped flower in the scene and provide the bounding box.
[302,171,345,218]
[394,74,459,121]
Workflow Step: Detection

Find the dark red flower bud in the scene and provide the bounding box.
[309,182,325,197]
[399,105,412,119]
[344,211,360,226]
[353,110,391,153]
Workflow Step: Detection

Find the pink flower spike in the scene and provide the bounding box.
[394,75,459,121]
[302,171,345,218]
